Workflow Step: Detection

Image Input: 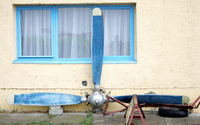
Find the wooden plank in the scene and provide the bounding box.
[125,96,134,125]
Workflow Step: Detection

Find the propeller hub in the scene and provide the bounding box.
[88,91,106,108]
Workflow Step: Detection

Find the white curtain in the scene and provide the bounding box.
[58,8,92,58]
[21,8,129,58]
[21,10,51,56]
[103,9,130,56]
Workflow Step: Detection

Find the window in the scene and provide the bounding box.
[58,8,92,59]
[14,5,135,64]
[20,9,52,56]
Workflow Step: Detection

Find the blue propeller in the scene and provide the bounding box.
[11,8,105,108]
[113,94,187,105]
[92,8,104,90]
[14,92,84,106]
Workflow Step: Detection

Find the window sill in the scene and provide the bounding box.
[13,59,137,64]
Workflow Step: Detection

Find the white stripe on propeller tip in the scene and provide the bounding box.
[81,96,87,103]
[92,8,102,16]
[7,94,14,104]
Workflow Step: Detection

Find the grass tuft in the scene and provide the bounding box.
[26,120,70,125]
[26,121,53,125]
[80,112,93,125]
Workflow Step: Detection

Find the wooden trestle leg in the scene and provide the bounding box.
[126,95,147,125]
[103,95,148,125]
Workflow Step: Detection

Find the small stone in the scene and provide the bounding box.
[49,106,63,115]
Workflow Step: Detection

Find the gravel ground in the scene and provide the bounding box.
[0,112,199,125]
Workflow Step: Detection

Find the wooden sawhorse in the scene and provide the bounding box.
[103,95,148,125]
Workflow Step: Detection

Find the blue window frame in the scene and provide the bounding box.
[14,5,136,64]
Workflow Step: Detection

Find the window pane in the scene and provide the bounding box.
[103,9,130,56]
[21,10,52,56]
[58,8,92,58]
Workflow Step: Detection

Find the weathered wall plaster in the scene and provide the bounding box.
[0,0,199,112]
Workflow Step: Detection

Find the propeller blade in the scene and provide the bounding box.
[113,94,189,105]
[11,92,84,106]
[113,95,132,103]
[92,8,104,88]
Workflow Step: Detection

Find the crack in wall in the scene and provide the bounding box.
[0,87,199,91]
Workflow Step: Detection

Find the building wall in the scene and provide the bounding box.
[0,0,200,112]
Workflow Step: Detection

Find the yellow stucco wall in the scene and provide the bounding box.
[0,0,200,112]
